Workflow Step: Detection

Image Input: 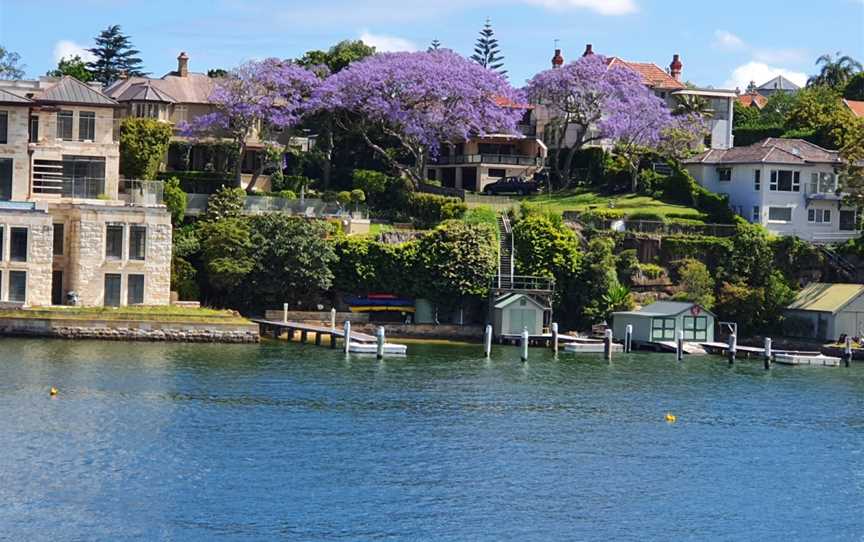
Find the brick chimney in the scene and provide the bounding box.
[669,53,682,80]
[552,48,564,68]
[582,44,594,57]
[177,51,189,77]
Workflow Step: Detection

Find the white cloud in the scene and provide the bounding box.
[713,30,745,51]
[725,61,807,91]
[522,0,637,15]
[52,40,95,63]
[359,31,418,52]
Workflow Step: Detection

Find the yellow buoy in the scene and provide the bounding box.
[665,412,676,423]
[49,387,58,397]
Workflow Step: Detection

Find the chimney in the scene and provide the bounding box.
[669,53,682,80]
[177,51,189,77]
[551,48,564,68]
[582,44,594,57]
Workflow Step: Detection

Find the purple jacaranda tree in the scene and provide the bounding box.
[182,58,320,192]
[526,54,675,188]
[315,50,524,188]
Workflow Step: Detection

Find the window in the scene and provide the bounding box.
[769,170,800,192]
[752,206,760,222]
[489,168,507,178]
[717,167,732,181]
[106,224,124,259]
[133,102,161,119]
[0,158,11,201]
[29,115,38,143]
[53,223,64,256]
[104,273,121,307]
[127,274,144,305]
[56,110,73,140]
[683,316,708,341]
[62,155,106,198]
[174,105,187,122]
[10,227,27,262]
[809,172,836,193]
[78,111,95,141]
[768,207,792,222]
[129,226,146,260]
[9,271,26,303]
[754,170,761,191]
[808,209,831,224]
[0,111,7,144]
[651,317,676,341]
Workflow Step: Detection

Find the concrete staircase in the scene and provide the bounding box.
[497,214,514,289]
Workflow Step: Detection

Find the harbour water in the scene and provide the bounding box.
[1,338,863,540]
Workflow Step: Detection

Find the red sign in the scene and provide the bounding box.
[690,305,701,316]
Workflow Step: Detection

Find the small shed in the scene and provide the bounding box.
[784,283,864,340]
[612,301,715,344]
[493,293,548,336]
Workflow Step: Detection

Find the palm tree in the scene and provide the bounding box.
[807,52,863,89]
[673,94,714,118]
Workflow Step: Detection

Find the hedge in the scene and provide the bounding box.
[732,125,785,147]
[659,235,733,271]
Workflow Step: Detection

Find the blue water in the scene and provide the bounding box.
[1,338,863,541]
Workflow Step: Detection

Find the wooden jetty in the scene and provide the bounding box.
[499,332,593,348]
[252,319,406,354]
[700,341,841,366]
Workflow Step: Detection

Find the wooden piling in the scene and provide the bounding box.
[520,328,529,362]
[283,303,288,323]
[551,322,559,355]
[330,308,337,330]
[604,329,613,361]
[484,324,492,358]
[676,330,684,361]
[764,337,772,370]
[844,337,853,367]
[344,321,351,354]
[727,334,737,365]
[625,324,632,353]
[376,326,385,359]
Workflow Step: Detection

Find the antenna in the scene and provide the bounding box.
[554,38,560,49]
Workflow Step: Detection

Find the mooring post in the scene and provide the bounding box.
[844,336,853,368]
[283,303,288,323]
[520,327,529,362]
[330,308,336,330]
[727,333,737,365]
[764,337,772,370]
[376,326,385,360]
[676,330,684,362]
[604,329,613,361]
[551,322,559,355]
[344,320,351,354]
[484,324,492,358]
[625,324,633,353]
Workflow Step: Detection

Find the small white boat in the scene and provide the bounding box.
[563,342,623,354]
[348,342,408,355]
[773,352,840,367]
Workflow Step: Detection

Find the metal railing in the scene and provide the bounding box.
[431,154,544,166]
[32,177,106,199]
[492,275,555,293]
[119,180,164,206]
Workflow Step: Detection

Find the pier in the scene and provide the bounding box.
[253,319,407,354]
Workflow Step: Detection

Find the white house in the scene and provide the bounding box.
[683,138,860,243]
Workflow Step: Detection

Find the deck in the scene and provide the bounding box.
[253,319,378,347]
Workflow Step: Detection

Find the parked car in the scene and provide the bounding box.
[482,176,541,195]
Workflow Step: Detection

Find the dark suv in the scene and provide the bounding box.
[482,176,541,195]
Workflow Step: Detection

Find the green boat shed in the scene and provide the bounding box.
[612,301,715,344]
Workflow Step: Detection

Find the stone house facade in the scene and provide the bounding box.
[0,76,171,307]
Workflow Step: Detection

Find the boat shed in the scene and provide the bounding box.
[493,293,548,337]
[612,301,715,344]
[784,283,864,340]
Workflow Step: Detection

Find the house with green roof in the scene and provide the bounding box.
[785,283,864,340]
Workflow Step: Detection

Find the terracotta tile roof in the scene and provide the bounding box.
[738,92,767,109]
[493,95,532,109]
[106,72,214,104]
[844,99,864,118]
[607,57,685,89]
[684,138,841,165]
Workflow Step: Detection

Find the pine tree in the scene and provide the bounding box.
[87,25,146,85]
[470,18,506,77]
[428,39,441,52]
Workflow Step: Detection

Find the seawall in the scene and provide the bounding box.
[0,317,260,343]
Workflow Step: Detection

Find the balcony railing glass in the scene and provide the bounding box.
[32,177,106,199]
[119,180,164,206]
[431,154,544,166]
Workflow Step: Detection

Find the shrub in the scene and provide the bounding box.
[638,263,665,279]
[278,190,297,199]
[512,214,581,280]
[352,169,390,208]
[615,249,640,285]
[732,125,785,147]
[627,212,665,222]
[203,186,245,222]
[162,177,187,226]
[673,258,715,309]
[638,169,666,196]
[119,117,173,180]
[405,192,466,228]
[578,208,626,227]
[660,235,733,272]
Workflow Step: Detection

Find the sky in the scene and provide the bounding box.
[1,0,863,90]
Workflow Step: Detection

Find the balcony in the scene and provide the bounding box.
[32,177,106,199]
[119,180,164,206]
[431,154,544,167]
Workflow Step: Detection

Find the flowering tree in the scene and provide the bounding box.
[315,50,523,188]
[182,58,319,191]
[526,54,674,188]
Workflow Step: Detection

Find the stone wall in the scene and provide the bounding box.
[0,105,31,200]
[0,209,54,306]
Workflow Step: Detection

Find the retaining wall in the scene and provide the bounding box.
[0,317,260,343]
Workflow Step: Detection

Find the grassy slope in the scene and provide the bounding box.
[517,189,706,220]
[0,305,250,324]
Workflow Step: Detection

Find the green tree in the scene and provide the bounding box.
[352,169,390,208]
[513,213,580,280]
[566,237,620,327]
[350,189,366,211]
[471,18,506,76]
[415,221,497,307]
[207,68,228,78]
[47,55,92,82]
[162,177,187,225]
[759,91,797,126]
[119,117,173,180]
[171,224,200,300]
[785,85,858,149]
[0,46,25,79]
[202,186,246,222]
[244,215,337,308]
[807,52,862,89]
[728,222,773,287]
[673,258,715,309]
[843,72,864,100]
[673,94,713,118]
[733,100,761,128]
[87,25,146,85]
[198,218,254,295]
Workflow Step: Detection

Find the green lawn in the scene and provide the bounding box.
[0,305,250,324]
[367,223,394,236]
[517,189,707,220]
